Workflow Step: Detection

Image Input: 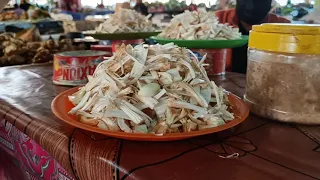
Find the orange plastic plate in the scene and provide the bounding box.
[52,87,249,141]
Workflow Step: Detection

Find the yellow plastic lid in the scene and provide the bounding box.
[249,23,320,54]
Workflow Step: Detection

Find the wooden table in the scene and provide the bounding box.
[0,64,319,180]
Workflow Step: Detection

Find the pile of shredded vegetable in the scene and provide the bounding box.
[92,9,154,33]
[68,43,234,135]
[158,10,241,40]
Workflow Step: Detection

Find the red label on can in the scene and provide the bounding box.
[61,64,97,81]
[53,53,104,86]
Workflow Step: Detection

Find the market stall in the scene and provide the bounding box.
[1,64,320,180]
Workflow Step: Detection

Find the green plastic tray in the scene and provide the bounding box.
[150,35,249,49]
[84,31,161,40]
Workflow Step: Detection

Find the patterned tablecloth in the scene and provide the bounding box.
[0,64,319,180]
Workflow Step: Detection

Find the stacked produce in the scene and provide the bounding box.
[29,8,51,20]
[50,13,77,33]
[158,10,241,40]
[62,21,78,33]
[147,0,188,12]
[165,0,188,11]
[0,33,86,66]
[0,11,27,21]
[50,13,73,21]
[0,8,50,21]
[68,43,235,134]
[92,9,154,33]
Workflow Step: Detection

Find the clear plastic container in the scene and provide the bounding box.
[245,24,320,124]
[244,49,320,124]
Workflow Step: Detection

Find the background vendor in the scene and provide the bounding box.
[20,0,31,12]
[134,0,149,16]
[14,4,25,17]
[216,0,290,74]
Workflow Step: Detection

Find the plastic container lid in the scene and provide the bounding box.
[249,23,320,54]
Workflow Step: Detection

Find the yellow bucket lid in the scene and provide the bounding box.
[249,23,320,54]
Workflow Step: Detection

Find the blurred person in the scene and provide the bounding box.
[215,0,290,74]
[188,0,197,11]
[189,3,197,11]
[14,4,24,16]
[66,1,72,11]
[20,0,31,11]
[97,3,105,9]
[134,0,149,16]
[71,3,78,12]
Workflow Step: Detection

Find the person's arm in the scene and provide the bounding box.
[0,0,10,12]
[215,9,238,27]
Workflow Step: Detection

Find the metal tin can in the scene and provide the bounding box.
[191,48,232,75]
[53,50,108,86]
